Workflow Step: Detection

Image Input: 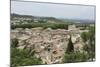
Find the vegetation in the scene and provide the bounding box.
[63,26,95,63]
[81,26,95,61]
[64,35,89,63]
[11,22,68,30]
[63,51,90,63]
[11,39,42,67]
[11,38,18,48]
[81,32,89,42]
[11,48,42,67]
[66,36,74,53]
[11,14,95,65]
[63,35,89,63]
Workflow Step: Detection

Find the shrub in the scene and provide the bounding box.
[63,52,90,63]
[11,48,42,67]
[81,32,89,42]
[81,26,95,61]
[11,38,18,48]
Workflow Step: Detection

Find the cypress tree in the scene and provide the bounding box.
[66,35,74,53]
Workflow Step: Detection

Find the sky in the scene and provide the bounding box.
[11,1,95,20]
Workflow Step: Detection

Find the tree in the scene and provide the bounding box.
[66,35,74,53]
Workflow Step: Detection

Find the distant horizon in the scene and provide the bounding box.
[11,13,95,21]
[11,1,95,21]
